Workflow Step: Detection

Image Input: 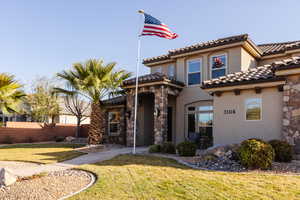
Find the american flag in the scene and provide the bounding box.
[140,13,178,40]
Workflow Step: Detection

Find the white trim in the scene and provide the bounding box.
[186,58,202,86]
[244,97,262,121]
[210,53,228,79]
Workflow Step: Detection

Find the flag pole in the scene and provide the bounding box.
[133,9,144,154]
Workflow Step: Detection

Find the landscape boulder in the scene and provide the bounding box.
[0,168,17,186]
[65,136,76,142]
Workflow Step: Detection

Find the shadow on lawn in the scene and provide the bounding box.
[0,143,84,149]
[85,154,204,171]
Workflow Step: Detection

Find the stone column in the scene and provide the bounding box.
[154,86,168,144]
[126,91,135,146]
[282,75,300,146]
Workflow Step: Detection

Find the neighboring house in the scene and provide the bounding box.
[52,98,91,125]
[103,34,300,149]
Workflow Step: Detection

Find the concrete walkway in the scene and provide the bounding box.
[0,147,148,177]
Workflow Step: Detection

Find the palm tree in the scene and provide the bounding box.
[0,73,25,114]
[55,59,131,144]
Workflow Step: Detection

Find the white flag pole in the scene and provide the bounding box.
[133,10,144,154]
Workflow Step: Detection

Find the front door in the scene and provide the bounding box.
[167,107,172,141]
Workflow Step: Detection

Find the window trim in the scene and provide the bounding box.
[108,111,120,136]
[210,53,228,79]
[186,58,202,86]
[245,97,262,121]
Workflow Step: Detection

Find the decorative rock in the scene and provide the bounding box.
[65,136,76,142]
[0,168,17,186]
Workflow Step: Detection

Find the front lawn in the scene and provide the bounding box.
[0,143,85,164]
[71,155,300,200]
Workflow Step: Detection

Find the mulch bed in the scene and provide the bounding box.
[0,170,92,200]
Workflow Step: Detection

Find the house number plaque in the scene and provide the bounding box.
[224,109,236,114]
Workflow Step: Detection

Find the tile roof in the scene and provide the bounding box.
[103,96,126,106]
[258,41,300,56]
[143,34,300,65]
[168,34,249,56]
[271,56,300,71]
[143,34,249,64]
[201,57,300,89]
[122,72,185,87]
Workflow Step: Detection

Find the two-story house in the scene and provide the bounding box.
[102,34,300,150]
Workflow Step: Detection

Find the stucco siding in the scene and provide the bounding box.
[213,87,283,145]
[175,87,212,144]
[241,47,257,70]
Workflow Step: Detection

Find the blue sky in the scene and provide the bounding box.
[1,0,300,85]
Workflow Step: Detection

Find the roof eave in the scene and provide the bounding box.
[201,78,285,92]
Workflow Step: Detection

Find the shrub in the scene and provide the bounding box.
[176,141,197,156]
[269,140,293,162]
[54,136,65,142]
[161,142,176,154]
[238,138,274,170]
[149,144,161,153]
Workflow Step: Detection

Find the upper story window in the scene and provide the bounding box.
[211,54,227,79]
[245,98,262,121]
[168,64,175,79]
[187,59,202,86]
[153,66,162,74]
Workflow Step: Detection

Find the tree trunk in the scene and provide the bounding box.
[88,101,105,145]
[76,117,81,138]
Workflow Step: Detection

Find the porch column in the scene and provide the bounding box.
[154,85,168,144]
[282,75,300,146]
[126,92,135,146]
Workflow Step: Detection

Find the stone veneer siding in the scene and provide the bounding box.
[125,84,180,147]
[154,86,168,144]
[283,74,300,146]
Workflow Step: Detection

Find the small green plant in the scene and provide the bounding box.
[238,138,274,170]
[176,141,197,156]
[149,144,161,153]
[2,135,13,144]
[161,142,176,154]
[269,140,293,162]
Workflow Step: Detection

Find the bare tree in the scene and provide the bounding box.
[63,94,90,138]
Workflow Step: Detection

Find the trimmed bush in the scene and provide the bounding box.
[269,140,293,162]
[238,138,274,170]
[54,136,65,142]
[176,141,197,156]
[2,136,13,144]
[149,144,161,153]
[161,142,176,154]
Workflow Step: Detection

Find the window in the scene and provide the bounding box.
[153,67,162,74]
[211,54,227,79]
[187,59,201,86]
[108,112,121,136]
[168,64,175,79]
[186,104,213,137]
[245,98,262,120]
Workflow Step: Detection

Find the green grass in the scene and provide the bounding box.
[0,143,86,164]
[70,155,300,200]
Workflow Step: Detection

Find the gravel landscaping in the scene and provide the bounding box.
[0,170,93,200]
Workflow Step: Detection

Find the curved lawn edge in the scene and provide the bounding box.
[59,169,97,200]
